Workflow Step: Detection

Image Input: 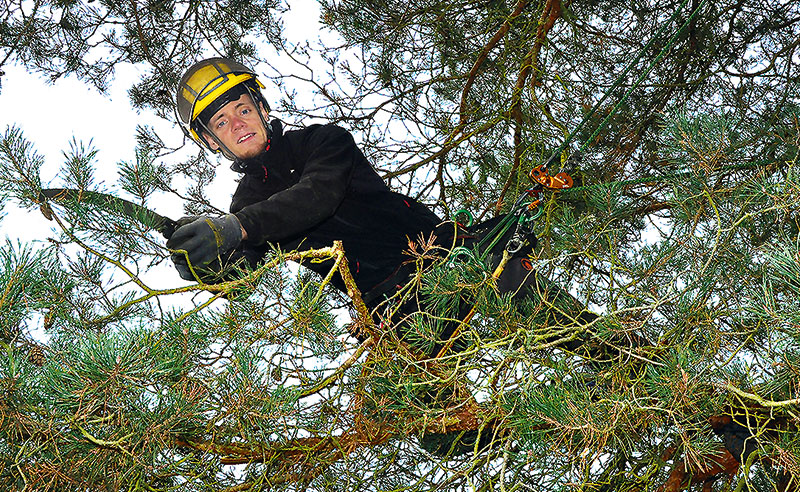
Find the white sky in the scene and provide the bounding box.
[0,0,328,239]
[0,62,147,238]
[0,0,336,323]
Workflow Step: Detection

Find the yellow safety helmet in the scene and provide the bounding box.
[175,57,269,154]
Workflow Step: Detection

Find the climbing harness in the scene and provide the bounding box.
[434,168,574,359]
[447,161,573,271]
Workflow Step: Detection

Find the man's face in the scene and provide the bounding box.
[203,93,269,160]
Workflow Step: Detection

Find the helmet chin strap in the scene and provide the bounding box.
[197,119,238,161]
[244,84,271,135]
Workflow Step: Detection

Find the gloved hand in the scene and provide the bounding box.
[166,214,244,280]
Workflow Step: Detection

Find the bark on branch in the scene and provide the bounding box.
[498,0,563,213]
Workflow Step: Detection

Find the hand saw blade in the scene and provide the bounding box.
[38,188,178,239]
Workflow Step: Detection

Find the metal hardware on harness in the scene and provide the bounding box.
[525,187,545,211]
[506,234,525,254]
[529,164,574,190]
[505,212,536,254]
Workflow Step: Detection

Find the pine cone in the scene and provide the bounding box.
[44,309,55,330]
[39,202,54,221]
[28,345,46,367]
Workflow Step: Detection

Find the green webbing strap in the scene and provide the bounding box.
[577,0,710,156]
[474,197,528,255]
[547,0,708,167]
[476,213,519,257]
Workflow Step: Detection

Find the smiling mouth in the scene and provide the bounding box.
[237,133,255,144]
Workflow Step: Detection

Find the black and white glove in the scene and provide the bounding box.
[166,214,244,280]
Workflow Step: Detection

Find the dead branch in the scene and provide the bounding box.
[497,0,563,214]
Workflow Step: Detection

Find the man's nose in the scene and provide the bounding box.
[230,115,246,131]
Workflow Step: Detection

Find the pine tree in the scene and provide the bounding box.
[2,0,800,490]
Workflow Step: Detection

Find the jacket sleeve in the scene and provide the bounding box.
[233,125,357,245]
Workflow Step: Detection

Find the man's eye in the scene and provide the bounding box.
[216,120,227,129]
[241,108,251,115]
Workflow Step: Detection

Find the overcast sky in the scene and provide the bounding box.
[0,62,147,237]
[0,0,338,328]
[0,0,327,244]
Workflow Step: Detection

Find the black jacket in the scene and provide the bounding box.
[230,120,441,295]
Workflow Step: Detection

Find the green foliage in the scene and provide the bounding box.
[0,241,74,342]
[60,138,98,191]
[3,0,800,490]
[117,141,168,200]
[0,126,43,205]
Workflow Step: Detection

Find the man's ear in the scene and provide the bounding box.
[202,132,220,151]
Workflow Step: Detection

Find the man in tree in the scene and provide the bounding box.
[168,57,553,456]
[167,57,582,357]
[168,58,441,305]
